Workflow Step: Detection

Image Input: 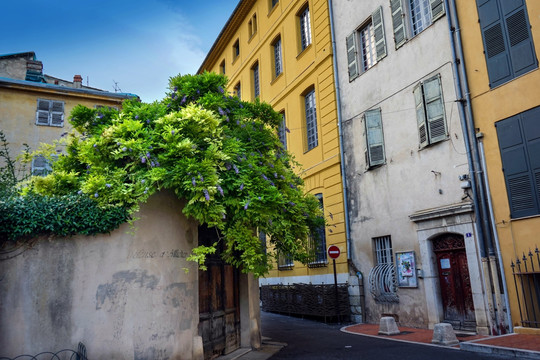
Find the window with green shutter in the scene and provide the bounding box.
[476,0,537,88]
[413,75,447,148]
[496,106,540,218]
[364,108,386,168]
[390,0,445,48]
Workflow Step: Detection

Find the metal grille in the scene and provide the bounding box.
[253,63,260,98]
[374,235,393,265]
[277,251,294,269]
[359,22,377,71]
[0,342,88,360]
[278,113,287,150]
[273,38,282,77]
[305,89,318,151]
[511,246,540,328]
[300,7,312,50]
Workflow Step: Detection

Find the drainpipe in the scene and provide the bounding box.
[445,0,511,334]
[328,0,352,260]
[478,139,513,333]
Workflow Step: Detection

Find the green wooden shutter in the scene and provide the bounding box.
[365,109,385,167]
[372,6,387,61]
[413,84,428,148]
[390,0,406,49]
[346,33,359,81]
[423,76,447,143]
[430,0,445,21]
[502,3,537,78]
[496,111,540,218]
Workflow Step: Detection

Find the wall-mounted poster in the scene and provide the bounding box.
[396,251,417,288]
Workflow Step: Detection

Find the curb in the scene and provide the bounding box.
[460,340,540,360]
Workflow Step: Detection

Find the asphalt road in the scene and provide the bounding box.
[261,311,508,360]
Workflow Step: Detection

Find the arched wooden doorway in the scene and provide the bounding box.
[433,233,476,331]
[198,225,240,359]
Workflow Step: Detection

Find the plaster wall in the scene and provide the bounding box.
[331,0,486,328]
[0,192,201,359]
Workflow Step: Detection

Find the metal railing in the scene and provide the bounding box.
[511,246,540,328]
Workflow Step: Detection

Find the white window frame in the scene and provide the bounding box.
[304,88,318,151]
[278,112,287,149]
[273,37,283,78]
[252,62,260,98]
[299,5,312,51]
[36,99,64,127]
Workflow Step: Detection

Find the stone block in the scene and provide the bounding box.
[378,316,400,335]
[348,285,360,296]
[431,323,459,346]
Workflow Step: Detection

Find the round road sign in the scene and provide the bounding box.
[327,245,340,259]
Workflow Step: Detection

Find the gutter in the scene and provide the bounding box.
[327,0,352,260]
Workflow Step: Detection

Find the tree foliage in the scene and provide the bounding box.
[3,72,324,276]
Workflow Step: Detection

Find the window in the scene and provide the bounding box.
[299,5,312,51]
[347,7,387,81]
[220,60,226,74]
[495,106,540,218]
[477,0,537,88]
[278,112,287,149]
[248,13,258,38]
[413,75,447,147]
[234,82,241,99]
[271,0,279,9]
[304,88,318,151]
[259,231,267,254]
[309,193,327,266]
[252,62,260,98]
[272,36,283,78]
[390,0,445,48]
[31,155,54,176]
[364,108,386,168]
[36,99,64,127]
[233,39,240,60]
[278,251,294,269]
[374,235,393,265]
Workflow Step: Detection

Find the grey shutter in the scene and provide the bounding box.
[430,0,445,21]
[346,33,359,81]
[390,0,406,49]
[423,76,447,143]
[503,4,537,78]
[32,155,48,176]
[413,84,428,148]
[365,109,385,167]
[51,101,64,126]
[496,111,540,218]
[36,99,50,125]
[372,6,387,61]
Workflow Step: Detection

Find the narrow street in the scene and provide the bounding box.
[260,312,506,360]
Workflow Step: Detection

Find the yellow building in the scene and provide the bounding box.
[199,0,349,317]
[456,0,540,331]
[0,52,137,175]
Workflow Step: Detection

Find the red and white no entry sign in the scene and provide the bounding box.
[327,245,340,259]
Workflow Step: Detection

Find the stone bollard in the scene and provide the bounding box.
[431,323,459,346]
[378,316,400,335]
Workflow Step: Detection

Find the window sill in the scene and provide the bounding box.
[308,261,327,268]
[278,265,294,271]
[270,72,283,85]
[417,136,449,151]
[303,144,318,155]
[296,43,312,60]
[267,4,278,17]
[232,56,240,65]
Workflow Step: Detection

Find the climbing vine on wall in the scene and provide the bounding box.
[1,73,323,276]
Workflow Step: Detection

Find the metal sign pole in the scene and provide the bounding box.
[333,258,340,323]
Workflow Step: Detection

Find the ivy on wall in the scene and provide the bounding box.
[0,73,324,276]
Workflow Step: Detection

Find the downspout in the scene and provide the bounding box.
[478,139,513,333]
[328,0,351,260]
[445,0,511,334]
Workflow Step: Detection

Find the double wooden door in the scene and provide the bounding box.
[434,234,476,331]
[198,225,240,359]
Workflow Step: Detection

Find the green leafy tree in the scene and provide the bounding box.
[4,73,324,276]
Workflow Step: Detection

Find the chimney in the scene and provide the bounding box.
[73,74,83,88]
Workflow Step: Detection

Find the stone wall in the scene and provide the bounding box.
[0,191,202,359]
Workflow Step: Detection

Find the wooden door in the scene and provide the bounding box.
[198,225,240,359]
[434,234,476,331]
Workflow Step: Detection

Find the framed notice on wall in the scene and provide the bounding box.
[396,251,417,288]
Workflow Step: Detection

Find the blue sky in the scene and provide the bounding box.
[1,0,238,102]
